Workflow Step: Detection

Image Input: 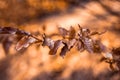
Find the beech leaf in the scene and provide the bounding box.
[67,39,76,50]
[42,34,54,49]
[69,26,76,39]
[60,42,69,58]
[16,36,36,51]
[58,27,69,37]
[84,38,94,53]
[0,27,17,34]
[76,40,85,52]
[49,40,63,55]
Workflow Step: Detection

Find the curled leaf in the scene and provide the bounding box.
[67,39,76,50]
[69,26,76,39]
[93,40,106,53]
[60,42,69,58]
[76,40,85,52]
[16,36,36,51]
[49,40,63,55]
[83,38,94,53]
[0,27,17,34]
[103,52,113,59]
[78,24,82,32]
[0,27,31,36]
[90,30,106,36]
[16,29,31,36]
[58,27,69,38]
[42,34,54,49]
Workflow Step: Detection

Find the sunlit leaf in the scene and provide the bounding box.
[83,38,94,53]
[67,39,76,49]
[16,36,36,51]
[49,40,63,55]
[102,52,113,59]
[42,34,54,49]
[58,27,68,37]
[69,26,76,39]
[82,28,90,37]
[76,40,85,52]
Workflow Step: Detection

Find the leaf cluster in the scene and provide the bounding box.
[0,25,119,71]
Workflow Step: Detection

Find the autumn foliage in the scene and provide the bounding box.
[0,25,120,72]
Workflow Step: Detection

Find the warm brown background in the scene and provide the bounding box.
[0,0,120,80]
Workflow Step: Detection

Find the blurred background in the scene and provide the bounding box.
[0,0,120,80]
